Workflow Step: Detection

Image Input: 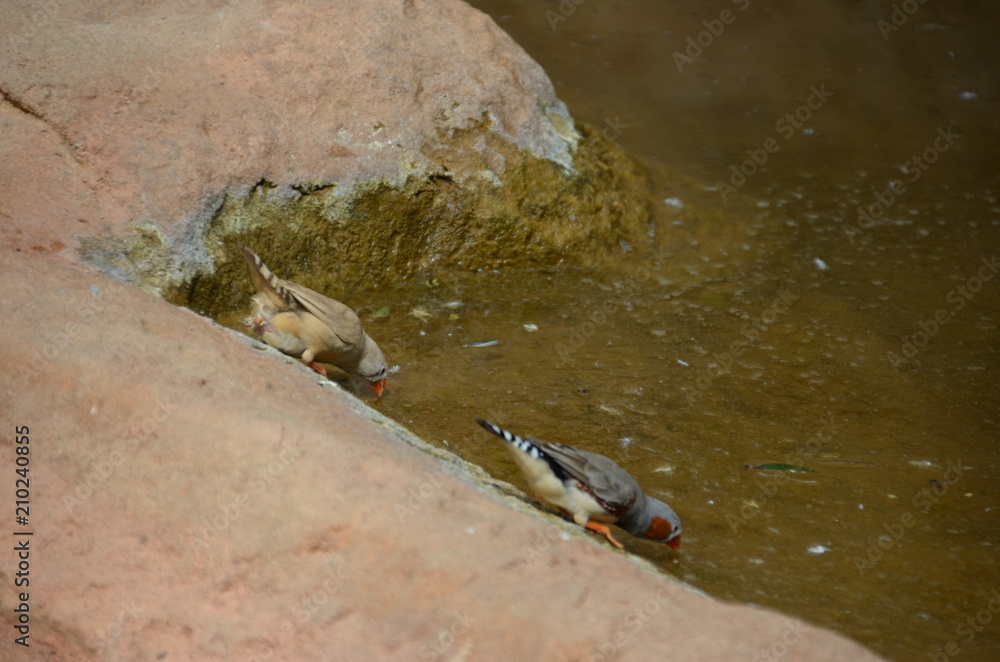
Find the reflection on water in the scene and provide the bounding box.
[372,1,999,660]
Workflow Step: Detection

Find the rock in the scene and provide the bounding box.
[1,0,651,312]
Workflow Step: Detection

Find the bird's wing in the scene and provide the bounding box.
[538,442,640,513]
[239,245,294,311]
[282,281,365,348]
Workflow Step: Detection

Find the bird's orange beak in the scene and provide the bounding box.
[667,536,681,551]
[371,379,386,397]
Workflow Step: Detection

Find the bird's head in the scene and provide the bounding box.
[358,337,388,397]
[369,365,387,397]
[640,498,683,550]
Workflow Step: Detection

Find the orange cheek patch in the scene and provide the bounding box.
[645,516,673,540]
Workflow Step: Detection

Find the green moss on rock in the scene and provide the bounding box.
[93,119,654,319]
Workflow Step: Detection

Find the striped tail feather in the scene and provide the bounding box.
[476,419,547,461]
[239,245,294,310]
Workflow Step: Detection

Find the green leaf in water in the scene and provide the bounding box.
[373,306,389,318]
[744,463,817,473]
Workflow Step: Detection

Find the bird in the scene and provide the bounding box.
[238,245,387,396]
[475,419,682,550]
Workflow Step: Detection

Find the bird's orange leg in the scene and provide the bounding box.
[585,522,625,550]
[307,362,328,378]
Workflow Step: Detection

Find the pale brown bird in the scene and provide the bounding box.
[239,245,387,396]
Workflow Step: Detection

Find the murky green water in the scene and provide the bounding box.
[364,2,999,660]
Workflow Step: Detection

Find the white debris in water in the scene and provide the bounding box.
[803,127,815,135]
[807,544,829,555]
[389,365,402,374]
[858,504,865,510]
[444,300,463,309]
[748,558,765,565]
[523,323,539,333]
[959,91,979,100]
[756,200,770,208]
[813,257,829,271]
[653,464,675,475]
[651,329,667,337]
[909,459,935,468]
[677,359,689,366]
[620,437,634,451]
[664,197,684,209]
[600,404,624,416]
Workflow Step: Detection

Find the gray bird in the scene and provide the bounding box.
[476,419,682,550]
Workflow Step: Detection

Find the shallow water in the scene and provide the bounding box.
[364,1,999,660]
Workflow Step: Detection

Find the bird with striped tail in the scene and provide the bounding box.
[239,245,387,396]
[476,419,682,550]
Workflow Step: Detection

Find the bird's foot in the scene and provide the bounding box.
[585,521,625,550]
[307,362,328,379]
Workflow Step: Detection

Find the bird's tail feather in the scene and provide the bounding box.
[475,419,545,461]
[239,245,293,310]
